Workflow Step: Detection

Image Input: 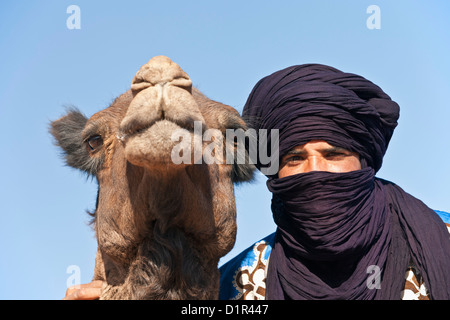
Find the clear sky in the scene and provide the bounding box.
[1,1,449,299]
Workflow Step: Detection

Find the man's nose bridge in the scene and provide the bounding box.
[306,155,327,171]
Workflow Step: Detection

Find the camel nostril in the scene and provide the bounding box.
[131,80,152,95]
[132,56,192,93]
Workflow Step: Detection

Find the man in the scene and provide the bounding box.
[219,63,450,300]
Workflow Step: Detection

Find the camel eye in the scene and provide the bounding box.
[87,135,103,151]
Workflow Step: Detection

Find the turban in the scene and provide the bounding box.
[242,64,400,173]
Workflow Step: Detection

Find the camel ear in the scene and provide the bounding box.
[50,108,101,176]
[224,119,256,184]
[231,158,256,183]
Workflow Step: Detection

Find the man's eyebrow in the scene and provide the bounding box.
[319,146,351,153]
[283,146,354,156]
[285,149,307,155]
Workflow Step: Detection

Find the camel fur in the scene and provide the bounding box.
[50,56,254,299]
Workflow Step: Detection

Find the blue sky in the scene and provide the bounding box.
[1,1,449,299]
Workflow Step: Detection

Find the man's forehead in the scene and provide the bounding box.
[287,140,344,152]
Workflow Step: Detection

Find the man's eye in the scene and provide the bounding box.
[87,135,103,151]
[325,152,346,160]
[285,155,305,164]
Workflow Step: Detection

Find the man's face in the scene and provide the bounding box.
[278,140,362,178]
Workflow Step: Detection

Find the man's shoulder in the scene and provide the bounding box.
[218,210,449,300]
[219,232,275,300]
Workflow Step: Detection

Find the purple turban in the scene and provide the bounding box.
[242,64,400,173]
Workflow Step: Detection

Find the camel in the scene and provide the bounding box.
[50,56,255,299]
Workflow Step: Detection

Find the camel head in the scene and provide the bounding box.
[50,56,255,299]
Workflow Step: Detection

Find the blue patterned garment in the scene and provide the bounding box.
[219,233,275,300]
[219,210,450,300]
[435,210,450,224]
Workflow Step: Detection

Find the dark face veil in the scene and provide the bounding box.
[242,64,450,300]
